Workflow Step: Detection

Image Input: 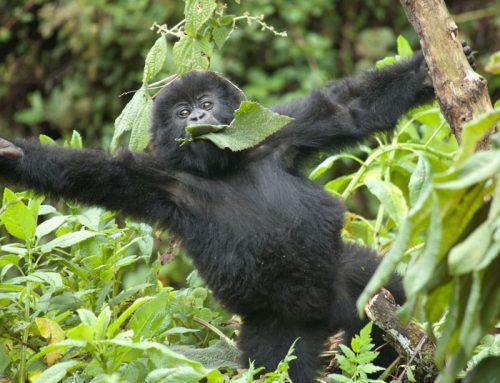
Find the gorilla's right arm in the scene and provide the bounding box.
[0,138,174,222]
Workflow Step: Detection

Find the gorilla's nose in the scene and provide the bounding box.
[189,110,206,122]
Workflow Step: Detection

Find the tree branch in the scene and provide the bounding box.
[365,290,438,382]
[400,0,494,149]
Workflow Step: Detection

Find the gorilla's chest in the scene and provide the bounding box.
[178,161,344,264]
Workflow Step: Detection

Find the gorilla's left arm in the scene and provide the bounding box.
[268,51,433,162]
[0,138,174,222]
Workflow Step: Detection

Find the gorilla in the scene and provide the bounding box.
[0,45,475,382]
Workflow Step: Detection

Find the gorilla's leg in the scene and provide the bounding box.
[239,313,330,383]
[334,242,406,367]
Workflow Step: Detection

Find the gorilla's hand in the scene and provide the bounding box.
[462,40,476,70]
[420,41,476,88]
[0,138,24,160]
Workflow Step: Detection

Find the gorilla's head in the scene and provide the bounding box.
[151,71,245,175]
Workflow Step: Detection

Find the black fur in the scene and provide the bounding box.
[1,54,435,382]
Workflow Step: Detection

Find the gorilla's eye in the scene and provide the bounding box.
[178,109,190,118]
[201,101,213,110]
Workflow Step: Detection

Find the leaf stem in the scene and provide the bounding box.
[341,143,452,200]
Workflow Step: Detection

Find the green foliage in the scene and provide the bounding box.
[328,323,384,383]
[113,1,291,153]
[1,2,499,382]
[352,103,500,383]
[184,101,293,151]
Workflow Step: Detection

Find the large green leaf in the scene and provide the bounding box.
[193,101,293,151]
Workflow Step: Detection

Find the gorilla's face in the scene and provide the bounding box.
[151,71,245,174]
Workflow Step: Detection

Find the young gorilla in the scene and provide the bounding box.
[0,47,473,382]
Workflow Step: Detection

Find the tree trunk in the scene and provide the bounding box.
[400,0,494,149]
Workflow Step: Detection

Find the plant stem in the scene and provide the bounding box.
[341,143,452,200]
[18,242,34,383]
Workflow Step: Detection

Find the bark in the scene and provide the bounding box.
[366,290,438,382]
[400,0,494,149]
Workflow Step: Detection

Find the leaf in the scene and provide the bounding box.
[365,179,408,225]
[436,150,500,189]
[186,124,228,137]
[143,36,168,84]
[404,194,442,295]
[28,271,64,289]
[173,35,210,74]
[35,215,68,239]
[128,94,153,152]
[111,87,152,153]
[27,340,86,366]
[397,35,413,57]
[212,26,231,49]
[146,367,205,383]
[39,230,97,253]
[206,369,224,383]
[1,197,36,241]
[39,134,56,145]
[458,107,500,163]
[357,219,411,314]
[77,309,97,327]
[128,292,172,339]
[171,339,241,370]
[449,222,492,275]
[102,339,205,369]
[0,255,20,267]
[107,297,153,338]
[70,130,82,149]
[32,361,79,383]
[375,56,396,69]
[35,318,65,366]
[459,272,484,354]
[184,0,217,36]
[95,306,111,339]
[195,101,293,151]
[408,155,432,207]
[309,154,361,180]
[0,341,10,374]
[66,324,94,342]
[461,356,500,383]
